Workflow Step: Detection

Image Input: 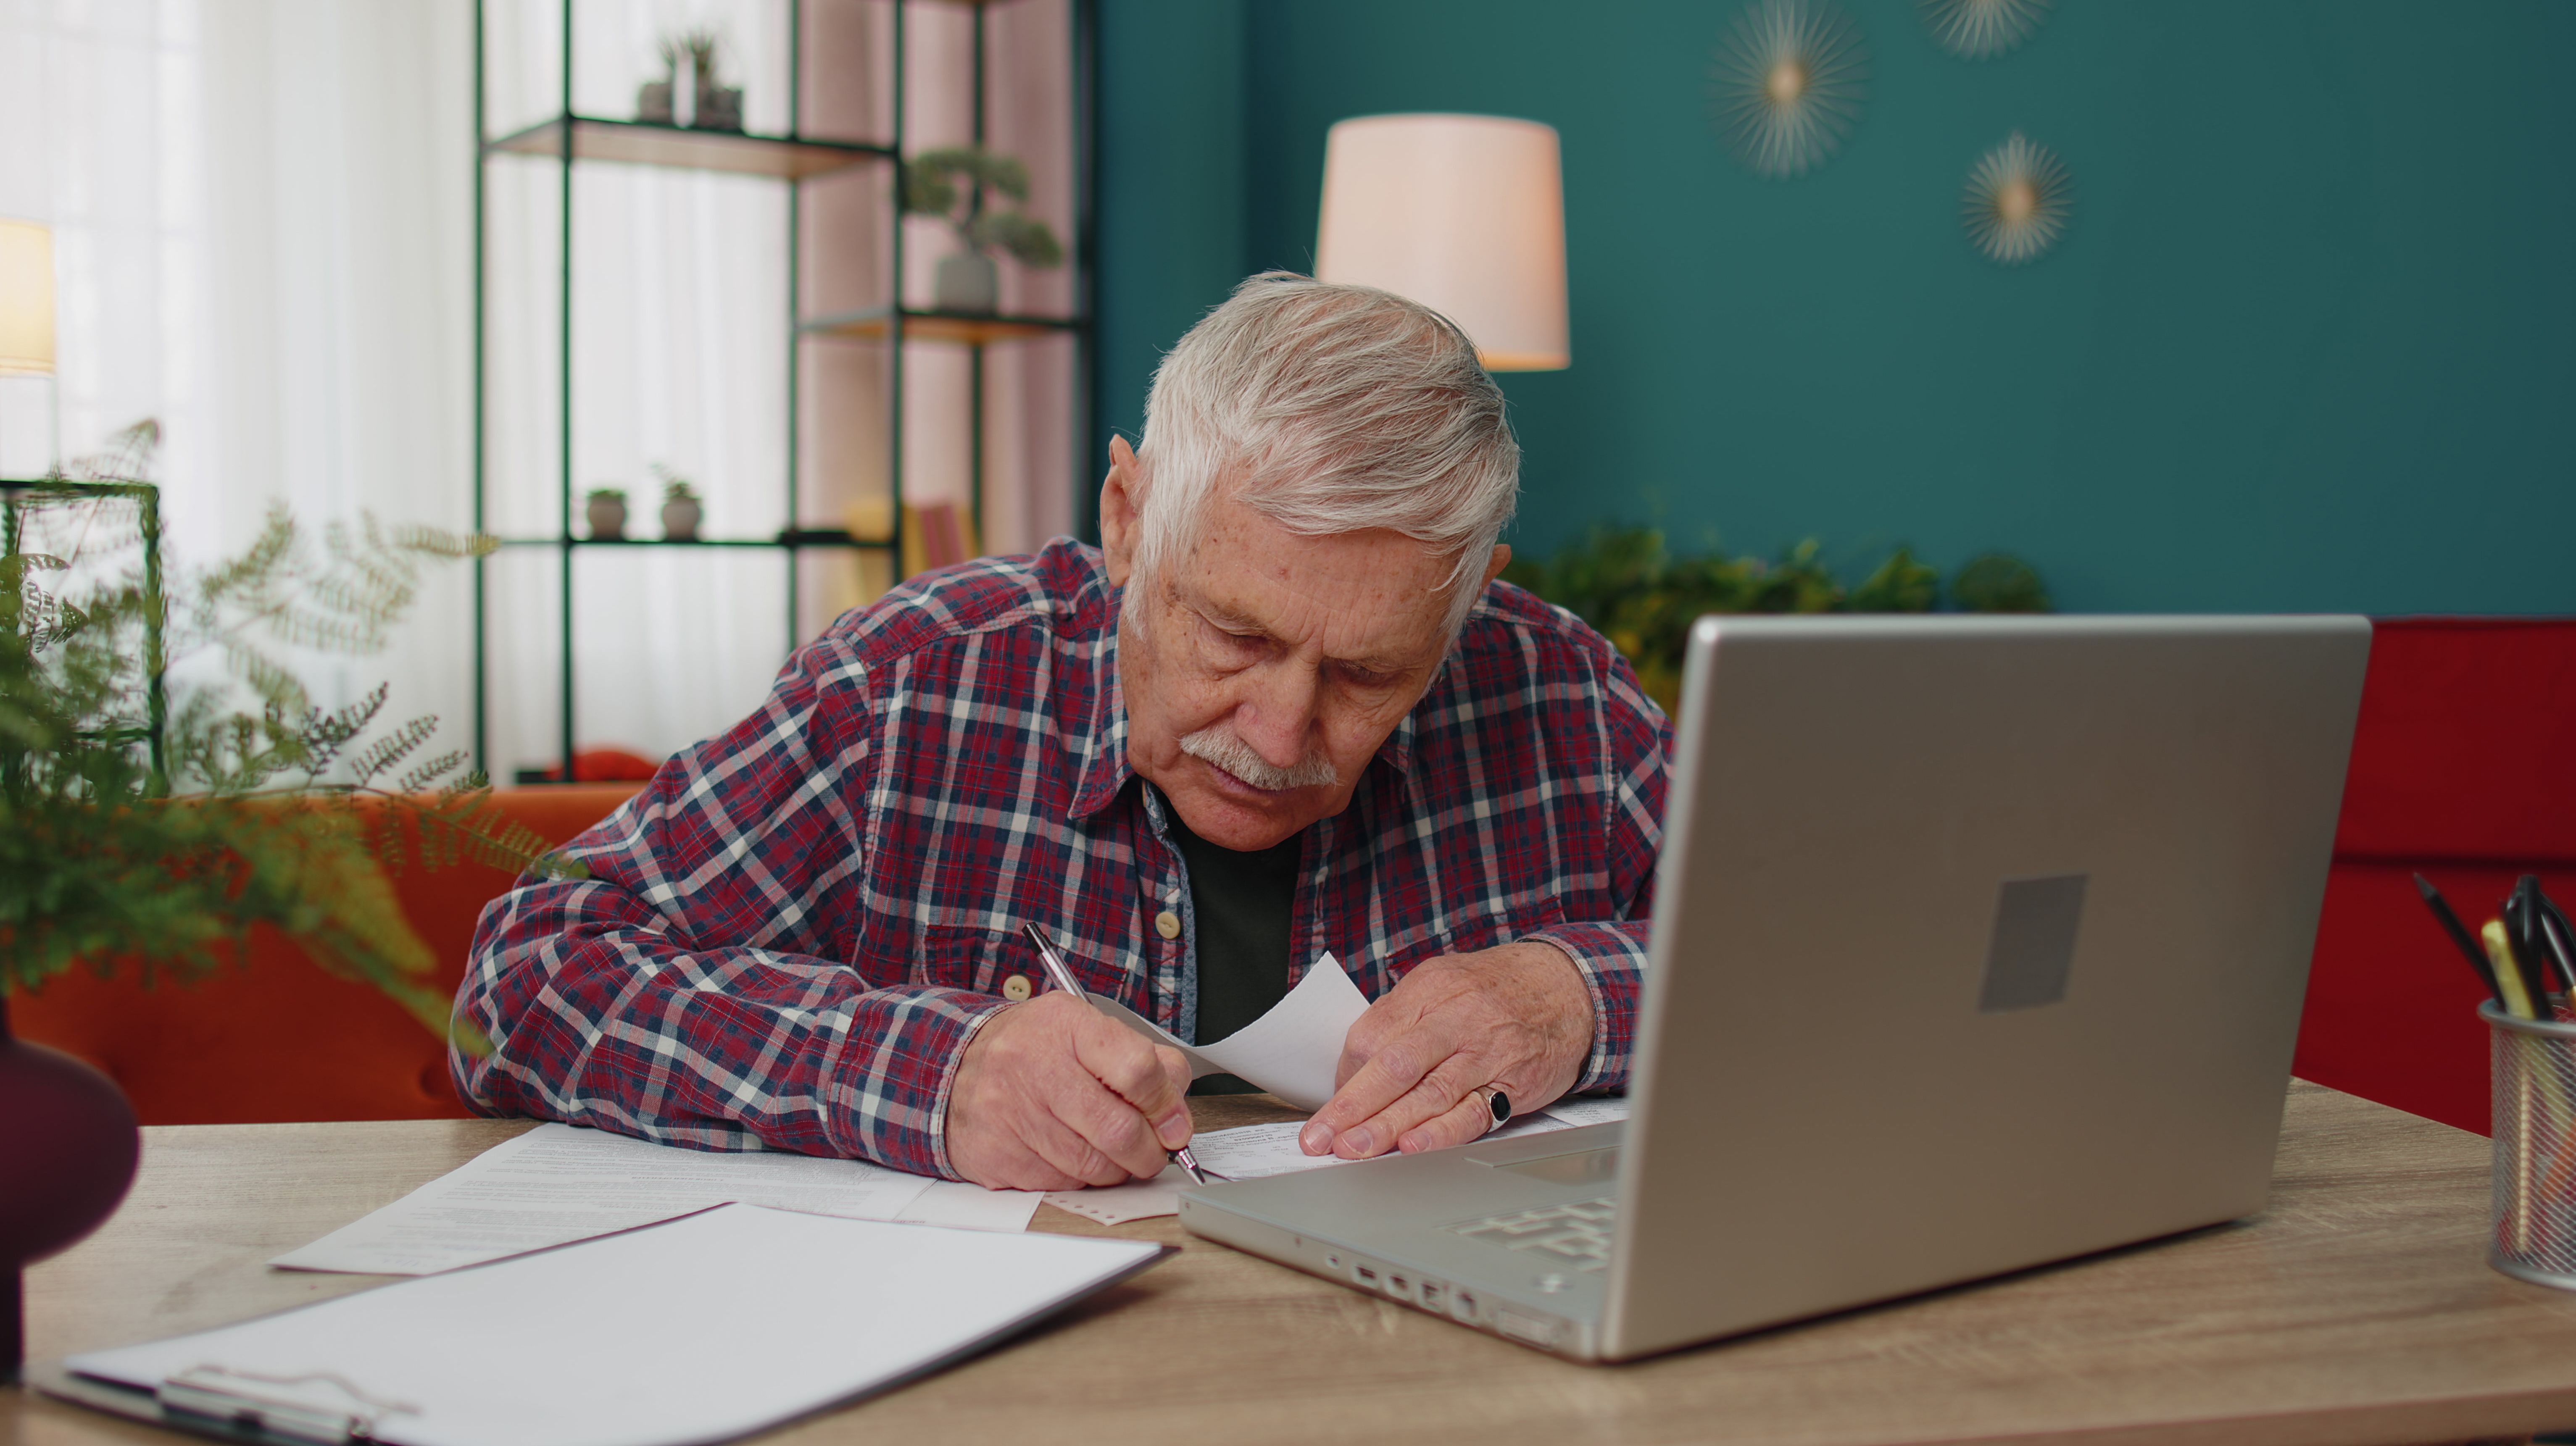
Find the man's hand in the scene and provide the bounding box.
[1297,941,1593,1160]
[946,994,1194,1190]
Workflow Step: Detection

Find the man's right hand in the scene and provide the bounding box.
[945,993,1194,1190]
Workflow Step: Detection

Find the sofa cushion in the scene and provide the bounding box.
[11,783,641,1125]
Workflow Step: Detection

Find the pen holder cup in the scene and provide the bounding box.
[2486,1002,2576,1289]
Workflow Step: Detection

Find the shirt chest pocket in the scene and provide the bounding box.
[907,923,1030,996]
[1425,894,1570,961]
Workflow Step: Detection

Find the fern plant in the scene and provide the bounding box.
[0,423,586,1046]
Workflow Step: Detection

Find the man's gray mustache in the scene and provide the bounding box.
[1178,724,1340,792]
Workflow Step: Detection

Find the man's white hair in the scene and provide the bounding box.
[1131,271,1520,639]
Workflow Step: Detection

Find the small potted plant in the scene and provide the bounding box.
[902,147,1065,315]
[585,487,628,541]
[657,469,702,542]
[683,29,742,133]
[637,37,680,125]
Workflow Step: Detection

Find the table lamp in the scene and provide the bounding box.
[0,220,55,377]
[1314,113,1569,372]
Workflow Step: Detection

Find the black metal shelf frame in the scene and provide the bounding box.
[471,0,1094,781]
[3,478,168,788]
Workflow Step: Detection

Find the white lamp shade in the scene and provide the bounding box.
[1315,113,1568,372]
[0,220,54,376]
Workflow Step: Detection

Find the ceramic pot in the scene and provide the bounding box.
[586,496,627,541]
[0,994,140,1382]
[933,252,999,315]
[693,84,743,133]
[661,497,701,542]
[636,79,675,125]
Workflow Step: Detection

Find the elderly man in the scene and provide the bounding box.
[456,273,1670,1190]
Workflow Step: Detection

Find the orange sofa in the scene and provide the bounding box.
[13,784,640,1125]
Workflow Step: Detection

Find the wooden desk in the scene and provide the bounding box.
[10,1083,2576,1446]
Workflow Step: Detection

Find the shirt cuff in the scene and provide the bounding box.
[924,997,1017,1182]
[1517,920,1646,1094]
[830,984,1013,1180]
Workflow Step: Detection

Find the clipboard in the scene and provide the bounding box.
[36,1203,1172,1446]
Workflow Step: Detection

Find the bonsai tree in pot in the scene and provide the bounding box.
[0,424,582,1378]
[901,147,1065,315]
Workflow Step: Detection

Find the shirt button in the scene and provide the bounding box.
[1155,910,1182,940]
[1001,974,1033,1002]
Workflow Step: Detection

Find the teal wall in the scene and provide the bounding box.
[1098,0,2576,614]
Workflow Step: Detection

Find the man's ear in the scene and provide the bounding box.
[1099,434,1143,588]
[1481,543,1512,589]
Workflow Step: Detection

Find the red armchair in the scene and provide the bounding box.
[2294,618,2576,1135]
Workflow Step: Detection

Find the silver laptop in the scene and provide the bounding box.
[1177,615,2371,1362]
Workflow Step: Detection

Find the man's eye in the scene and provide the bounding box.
[1205,626,1267,658]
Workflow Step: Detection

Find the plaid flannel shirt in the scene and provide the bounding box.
[454,540,1671,1179]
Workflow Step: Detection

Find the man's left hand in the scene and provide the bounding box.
[1297,941,1592,1159]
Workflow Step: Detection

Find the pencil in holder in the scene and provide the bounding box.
[2486,1001,2576,1289]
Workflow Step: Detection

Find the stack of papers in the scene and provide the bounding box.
[65,1205,1166,1446]
[274,941,1628,1275]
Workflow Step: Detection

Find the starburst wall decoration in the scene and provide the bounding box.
[1920,0,2053,59]
[1711,0,1869,179]
[1962,131,2071,264]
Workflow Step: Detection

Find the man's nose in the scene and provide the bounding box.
[1233,658,1324,765]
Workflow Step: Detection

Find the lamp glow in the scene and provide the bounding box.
[0,220,55,377]
[1314,113,1569,372]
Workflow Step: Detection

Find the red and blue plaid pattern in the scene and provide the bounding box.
[454,541,1671,1179]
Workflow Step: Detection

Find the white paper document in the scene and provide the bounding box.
[70,1204,1168,1446]
[1093,950,1369,1110]
[1041,1099,1633,1223]
[896,1180,1045,1233]
[1535,1096,1630,1129]
[272,1123,942,1275]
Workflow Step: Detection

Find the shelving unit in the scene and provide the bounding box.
[472,0,1092,783]
[2,478,166,784]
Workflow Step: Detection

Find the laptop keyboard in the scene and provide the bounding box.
[1443,1196,1618,1272]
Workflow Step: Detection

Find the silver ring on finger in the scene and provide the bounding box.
[1476,1086,1513,1135]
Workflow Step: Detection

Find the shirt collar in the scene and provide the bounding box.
[1066,564,1136,821]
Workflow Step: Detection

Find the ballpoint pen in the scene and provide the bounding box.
[1020,923,1224,1186]
[2415,873,2503,1006]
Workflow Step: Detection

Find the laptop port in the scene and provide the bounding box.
[1420,1280,1446,1312]
[1388,1273,1411,1298]
[1354,1264,1379,1287]
[1453,1289,1480,1322]
[1495,1308,1561,1348]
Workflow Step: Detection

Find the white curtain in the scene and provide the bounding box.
[4,0,1077,784]
[483,0,1077,778]
[0,0,477,773]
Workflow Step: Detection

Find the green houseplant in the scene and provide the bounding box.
[1502,525,2050,709]
[0,426,582,1372]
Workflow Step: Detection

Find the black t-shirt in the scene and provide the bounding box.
[1166,808,1301,1096]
